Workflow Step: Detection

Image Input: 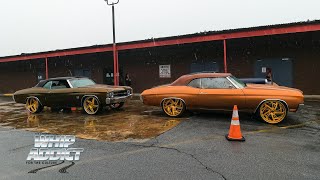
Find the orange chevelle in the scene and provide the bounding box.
[141,73,304,124]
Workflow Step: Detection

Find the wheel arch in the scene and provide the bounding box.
[254,99,289,113]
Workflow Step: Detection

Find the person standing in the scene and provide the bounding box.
[125,73,132,86]
[266,68,273,84]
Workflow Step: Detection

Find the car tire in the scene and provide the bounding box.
[26,97,43,114]
[257,100,287,124]
[82,96,101,115]
[161,98,186,117]
[110,102,125,109]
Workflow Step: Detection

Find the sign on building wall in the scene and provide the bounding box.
[159,65,171,78]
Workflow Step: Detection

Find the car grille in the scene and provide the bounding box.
[114,90,127,97]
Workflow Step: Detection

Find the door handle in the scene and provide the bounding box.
[200,92,207,94]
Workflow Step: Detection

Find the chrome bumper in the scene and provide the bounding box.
[106,95,132,105]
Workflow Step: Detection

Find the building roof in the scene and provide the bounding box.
[121,20,320,44]
[1,20,320,63]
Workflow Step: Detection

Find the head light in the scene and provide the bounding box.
[127,89,131,95]
[107,92,114,98]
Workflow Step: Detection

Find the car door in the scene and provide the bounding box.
[198,77,246,110]
[47,80,77,107]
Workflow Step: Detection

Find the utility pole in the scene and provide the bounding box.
[104,0,120,86]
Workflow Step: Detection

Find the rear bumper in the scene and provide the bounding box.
[106,95,132,105]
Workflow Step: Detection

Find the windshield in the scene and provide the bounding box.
[228,76,246,88]
[69,78,96,88]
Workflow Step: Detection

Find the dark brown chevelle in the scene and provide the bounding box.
[13,77,133,115]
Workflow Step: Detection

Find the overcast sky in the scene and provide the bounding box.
[0,0,319,57]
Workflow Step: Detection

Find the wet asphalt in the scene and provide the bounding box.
[0,97,319,180]
[0,100,182,141]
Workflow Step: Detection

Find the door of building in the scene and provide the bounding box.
[254,58,293,87]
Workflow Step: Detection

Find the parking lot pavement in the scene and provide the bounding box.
[0,99,319,180]
[0,100,183,141]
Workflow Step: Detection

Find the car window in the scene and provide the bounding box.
[201,78,234,89]
[51,80,70,89]
[188,78,201,88]
[43,81,52,89]
[229,76,246,88]
[69,78,96,88]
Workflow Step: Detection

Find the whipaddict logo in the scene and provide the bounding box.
[26,133,84,173]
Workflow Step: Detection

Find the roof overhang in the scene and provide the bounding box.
[1,21,320,63]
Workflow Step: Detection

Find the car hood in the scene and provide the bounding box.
[81,84,131,91]
[245,84,302,93]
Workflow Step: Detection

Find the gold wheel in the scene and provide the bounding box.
[83,96,100,115]
[26,97,41,113]
[162,98,185,117]
[259,100,287,124]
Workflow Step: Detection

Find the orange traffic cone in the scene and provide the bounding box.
[226,105,245,141]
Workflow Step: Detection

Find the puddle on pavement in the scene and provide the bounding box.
[0,100,182,141]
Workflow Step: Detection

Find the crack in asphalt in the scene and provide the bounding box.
[154,145,226,180]
[150,137,159,146]
[59,161,76,173]
[123,138,226,180]
[28,161,65,173]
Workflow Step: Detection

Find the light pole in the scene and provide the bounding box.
[104,0,119,86]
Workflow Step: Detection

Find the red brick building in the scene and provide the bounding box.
[0,21,320,94]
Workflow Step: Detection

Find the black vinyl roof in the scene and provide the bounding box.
[47,76,86,80]
[35,76,88,87]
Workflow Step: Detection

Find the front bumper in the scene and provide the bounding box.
[290,103,304,112]
[106,95,132,105]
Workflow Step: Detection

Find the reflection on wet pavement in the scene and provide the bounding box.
[0,100,182,141]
